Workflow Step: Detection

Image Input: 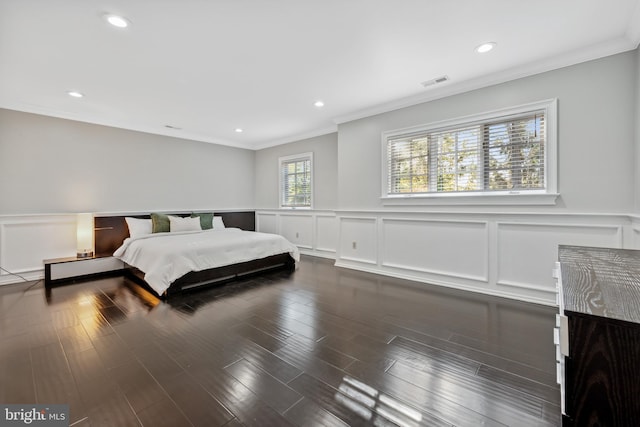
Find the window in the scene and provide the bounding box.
[382,99,557,205]
[279,152,313,208]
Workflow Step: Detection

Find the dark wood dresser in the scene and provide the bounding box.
[556,245,640,426]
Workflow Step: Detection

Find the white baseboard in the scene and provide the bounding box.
[299,248,336,260]
[0,269,43,286]
[334,259,556,307]
[2,210,637,306]
[259,209,636,306]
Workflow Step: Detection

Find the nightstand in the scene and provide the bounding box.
[44,256,124,288]
[555,245,640,425]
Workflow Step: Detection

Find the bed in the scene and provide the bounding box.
[95,212,299,297]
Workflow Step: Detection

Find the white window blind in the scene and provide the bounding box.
[280,153,313,208]
[387,109,546,195]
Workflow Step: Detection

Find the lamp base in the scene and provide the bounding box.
[77,250,94,259]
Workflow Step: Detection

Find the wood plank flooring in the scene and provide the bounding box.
[0,256,560,426]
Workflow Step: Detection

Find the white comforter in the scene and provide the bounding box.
[113,228,300,295]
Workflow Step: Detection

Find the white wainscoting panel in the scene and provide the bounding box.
[634,227,640,249]
[6,210,632,305]
[381,218,489,282]
[315,214,338,255]
[0,215,76,285]
[630,216,640,249]
[256,212,278,235]
[332,212,633,305]
[256,210,337,258]
[495,222,622,295]
[279,214,313,249]
[338,217,378,264]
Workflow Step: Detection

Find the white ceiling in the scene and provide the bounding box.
[1,0,639,150]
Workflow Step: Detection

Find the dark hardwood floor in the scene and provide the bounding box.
[0,256,560,426]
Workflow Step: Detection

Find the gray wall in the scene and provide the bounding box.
[2,49,637,217]
[254,133,338,209]
[0,109,255,214]
[337,50,638,213]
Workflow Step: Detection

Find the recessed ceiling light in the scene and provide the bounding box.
[67,91,84,98]
[314,100,325,108]
[475,42,496,53]
[104,14,130,28]
[235,128,243,133]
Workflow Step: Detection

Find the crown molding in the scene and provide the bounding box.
[333,36,637,126]
[1,102,340,151]
[252,125,338,150]
[0,102,257,150]
[626,1,640,47]
[3,30,638,150]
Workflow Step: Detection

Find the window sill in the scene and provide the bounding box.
[381,192,560,206]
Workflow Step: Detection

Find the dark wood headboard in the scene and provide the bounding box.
[94,211,255,257]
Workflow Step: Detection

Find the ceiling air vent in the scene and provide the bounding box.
[421,75,449,88]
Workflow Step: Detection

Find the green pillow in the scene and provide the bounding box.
[151,213,170,233]
[191,212,214,230]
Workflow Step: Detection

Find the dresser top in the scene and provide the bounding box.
[559,245,640,324]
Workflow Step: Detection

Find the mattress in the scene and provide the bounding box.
[113,228,300,295]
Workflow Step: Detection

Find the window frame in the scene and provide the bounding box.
[279,152,314,209]
[381,99,558,206]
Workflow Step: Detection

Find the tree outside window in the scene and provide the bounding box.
[386,111,545,195]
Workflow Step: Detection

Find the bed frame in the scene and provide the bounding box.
[94,211,296,297]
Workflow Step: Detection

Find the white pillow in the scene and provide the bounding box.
[212,216,226,229]
[125,217,152,238]
[169,215,202,232]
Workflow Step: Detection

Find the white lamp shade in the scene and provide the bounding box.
[77,213,94,258]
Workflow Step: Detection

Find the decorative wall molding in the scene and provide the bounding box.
[634,227,640,248]
[278,213,314,250]
[338,216,378,265]
[380,217,489,282]
[0,214,76,285]
[3,210,638,306]
[494,221,623,295]
[256,210,338,258]
[333,37,637,127]
[259,209,637,306]
[315,213,339,256]
[255,212,278,235]
[629,215,640,249]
